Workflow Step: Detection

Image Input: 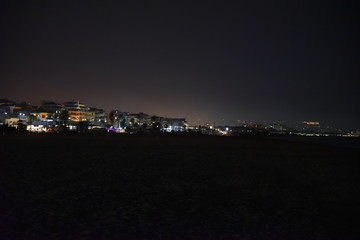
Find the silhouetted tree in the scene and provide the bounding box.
[78,121,89,133]
[152,121,161,133]
[59,110,69,132]
[109,110,124,128]
[129,118,135,127]
[28,114,37,123]
[120,119,127,129]
[150,115,159,122]
[17,120,27,133]
[109,110,117,126]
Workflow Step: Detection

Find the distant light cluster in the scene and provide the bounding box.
[303,121,320,125]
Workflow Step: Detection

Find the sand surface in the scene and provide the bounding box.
[1,134,359,239]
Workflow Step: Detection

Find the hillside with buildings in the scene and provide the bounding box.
[1,98,359,137]
[0,98,187,133]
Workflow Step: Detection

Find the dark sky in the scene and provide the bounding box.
[1,1,359,129]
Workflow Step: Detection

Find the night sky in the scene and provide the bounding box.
[1,1,359,129]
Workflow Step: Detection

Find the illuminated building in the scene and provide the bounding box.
[161,118,187,132]
[30,112,49,121]
[40,101,64,122]
[5,118,21,127]
[89,108,107,124]
[127,112,151,126]
[63,101,92,122]
[302,121,320,125]
[0,99,24,124]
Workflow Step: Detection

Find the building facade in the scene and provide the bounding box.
[63,101,92,122]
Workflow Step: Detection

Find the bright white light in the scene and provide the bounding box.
[225,127,229,131]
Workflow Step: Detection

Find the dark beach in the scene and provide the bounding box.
[1,134,359,239]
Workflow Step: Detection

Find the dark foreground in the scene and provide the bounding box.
[1,134,359,240]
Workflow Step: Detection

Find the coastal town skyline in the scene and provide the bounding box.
[1,96,359,131]
[1,97,358,135]
[1,1,359,130]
